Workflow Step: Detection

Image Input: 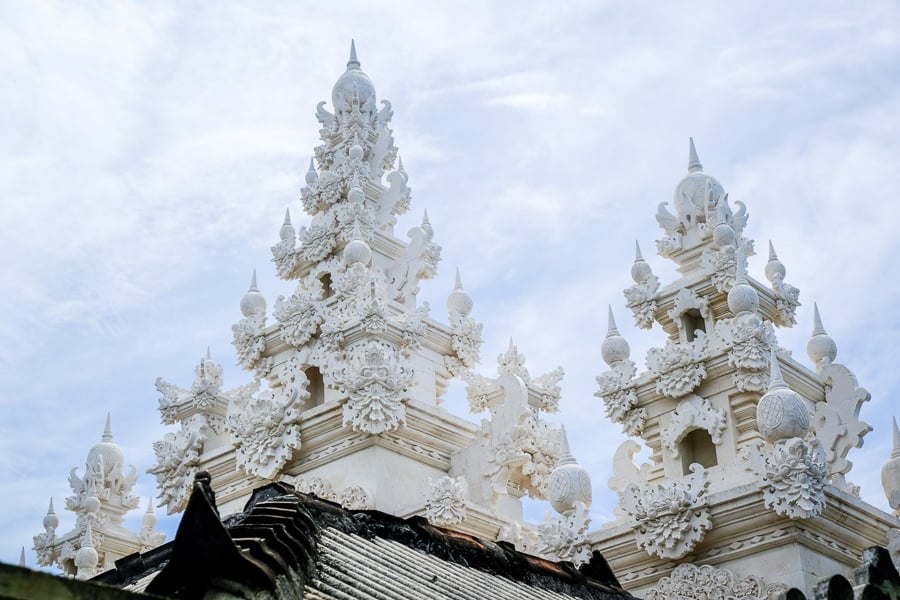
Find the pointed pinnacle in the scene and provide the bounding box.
[18,547,25,567]
[688,137,703,173]
[146,497,154,514]
[307,157,316,173]
[768,240,778,262]
[347,39,360,69]
[892,417,900,459]
[558,426,576,466]
[249,269,259,292]
[812,302,827,336]
[606,306,620,337]
[283,208,292,226]
[206,346,212,361]
[102,413,112,442]
[47,498,55,514]
[422,209,431,227]
[634,240,644,262]
[82,524,94,548]
[398,156,405,172]
[508,337,516,351]
[454,268,464,290]
[768,349,787,390]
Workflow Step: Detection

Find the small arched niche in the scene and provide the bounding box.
[305,366,325,408]
[679,428,718,474]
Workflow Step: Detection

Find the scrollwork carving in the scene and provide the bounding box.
[646,334,708,398]
[743,437,828,519]
[645,563,788,600]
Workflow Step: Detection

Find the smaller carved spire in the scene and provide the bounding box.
[764,240,788,284]
[688,137,703,173]
[893,418,900,460]
[280,208,295,243]
[347,39,360,70]
[448,269,473,319]
[18,547,25,567]
[756,349,809,443]
[42,497,58,533]
[768,350,787,390]
[305,157,318,185]
[727,251,759,315]
[74,526,99,579]
[807,302,837,370]
[557,426,576,466]
[601,306,630,366]
[102,412,113,442]
[631,241,654,284]
[768,240,778,262]
[240,269,267,319]
[421,209,434,240]
[548,426,592,515]
[398,156,406,174]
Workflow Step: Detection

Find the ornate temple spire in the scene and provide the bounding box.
[688,137,703,173]
[601,307,630,366]
[102,412,113,442]
[347,39,360,70]
[240,270,266,319]
[756,350,809,443]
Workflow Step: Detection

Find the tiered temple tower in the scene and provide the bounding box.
[590,139,899,596]
[144,43,593,564]
[32,415,164,579]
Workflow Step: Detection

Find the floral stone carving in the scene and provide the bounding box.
[425,475,467,526]
[623,274,659,330]
[661,394,726,457]
[273,286,325,348]
[339,485,372,510]
[536,501,592,567]
[743,437,828,519]
[226,375,309,480]
[148,415,208,514]
[595,359,647,437]
[292,476,337,501]
[331,340,414,434]
[645,563,788,600]
[646,334,708,399]
[715,312,776,393]
[620,464,712,559]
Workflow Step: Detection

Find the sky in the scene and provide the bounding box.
[2,1,900,569]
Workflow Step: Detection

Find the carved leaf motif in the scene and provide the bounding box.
[425,476,467,526]
[148,415,208,515]
[646,334,708,398]
[743,437,828,519]
[645,563,787,600]
[536,501,592,566]
[274,288,324,348]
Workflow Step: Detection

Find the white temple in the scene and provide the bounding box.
[31,43,900,598]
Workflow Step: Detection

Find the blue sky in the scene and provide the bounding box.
[2,1,900,567]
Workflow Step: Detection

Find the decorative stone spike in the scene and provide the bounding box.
[882,418,900,516]
[807,303,837,370]
[548,427,592,515]
[601,306,630,366]
[727,253,759,315]
[631,241,653,283]
[447,269,473,318]
[74,526,98,580]
[240,269,267,319]
[688,137,703,173]
[348,39,360,69]
[102,412,113,442]
[305,157,318,185]
[18,547,25,567]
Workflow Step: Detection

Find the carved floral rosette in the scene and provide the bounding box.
[148,415,209,514]
[623,276,659,330]
[447,313,484,375]
[645,563,788,600]
[646,334,708,399]
[232,316,267,370]
[226,376,308,480]
[424,475,467,526]
[292,476,337,501]
[536,501,592,567]
[595,359,647,436]
[743,437,828,519]
[715,313,776,393]
[274,286,325,348]
[620,464,712,559]
[701,245,738,293]
[340,485,373,510]
[331,339,414,434]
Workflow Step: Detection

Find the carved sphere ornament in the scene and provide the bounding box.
[601,334,630,366]
[631,259,652,283]
[674,171,725,218]
[343,238,372,266]
[757,355,809,443]
[712,222,736,247]
[447,287,473,317]
[727,280,759,315]
[549,465,592,515]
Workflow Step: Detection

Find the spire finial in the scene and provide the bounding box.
[347,39,360,70]
[768,349,787,390]
[812,302,827,336]
[102,413,113,442]
[283,208,292,226]
[688,137,703,173]
[892,417,900,460]
[18,547,25,567]
[454,268,463,290]
[206,346,212,361]
[768,240,778,262]
[606,306,620,337]
[634,240,644,262]
[398,156,405,172]
[249,269,259,292]
[557,426,576,466]
[48,498,55,514]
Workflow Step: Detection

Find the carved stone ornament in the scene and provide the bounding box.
[536,501,592,567]
[424,475,467,526]
[148,414,208,514]
[331,339,414,434]
[273,286,325,348]
[339,485,373,510]
[646,334,708,399]
[765,242,801,327]
[231,317,267,371]
[661,394,726,458]
[447,313,484,375]
[490,415,561,500]
[644,563,788,600]
[811,362,872,489]
[667,288,710,339]
[620,463,712,559]
[701,244,738,293]
[715,312,776,393]
[595,359,647,436]
[608,440,651,518]
[623,277,659,330]
[292,476,337,502]
[226,375,308,480]
[743,437,828,519]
